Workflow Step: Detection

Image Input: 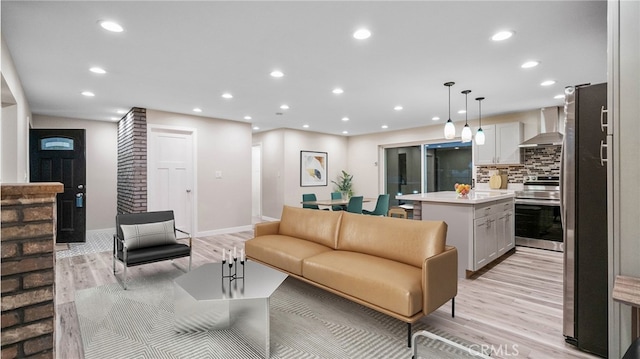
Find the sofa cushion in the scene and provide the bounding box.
[337,212,446,268]
[120,219,177,250]
[302,251,423,317]
[245,234,333,276]
[278,206,343,249]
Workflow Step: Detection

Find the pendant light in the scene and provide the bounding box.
[443,82,456,139]
[461,90,472,142]
[475,97,486,145]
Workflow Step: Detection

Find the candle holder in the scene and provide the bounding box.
[221,255,245,281]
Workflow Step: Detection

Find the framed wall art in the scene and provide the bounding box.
[300,151,327,187]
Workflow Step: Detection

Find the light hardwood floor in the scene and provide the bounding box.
[55,233,598,359]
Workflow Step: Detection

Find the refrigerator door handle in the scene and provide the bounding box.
[599,140,608,166]
[600,106,608,132]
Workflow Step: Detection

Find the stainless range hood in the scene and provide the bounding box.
[519,107,564,147]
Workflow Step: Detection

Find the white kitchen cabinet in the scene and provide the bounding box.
[495,201,515,257]
[474,122,523,165]
[415,193,515,277]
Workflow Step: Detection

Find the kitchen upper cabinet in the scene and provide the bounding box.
[474,122,524,165]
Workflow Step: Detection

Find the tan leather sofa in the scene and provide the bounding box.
[245,205,458,346]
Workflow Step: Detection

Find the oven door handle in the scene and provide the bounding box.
[515,199,561,206]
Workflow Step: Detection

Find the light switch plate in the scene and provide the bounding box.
[215,171,222,179]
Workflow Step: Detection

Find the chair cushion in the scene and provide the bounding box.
[117,243,190,266]
[120,219,177,250]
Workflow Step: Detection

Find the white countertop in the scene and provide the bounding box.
[396,190,515,204]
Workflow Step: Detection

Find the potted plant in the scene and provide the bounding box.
[332,170,354,200]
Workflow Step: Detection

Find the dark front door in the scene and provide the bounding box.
[30,129,86,243]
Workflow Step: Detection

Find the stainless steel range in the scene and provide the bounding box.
[514,176,563,251]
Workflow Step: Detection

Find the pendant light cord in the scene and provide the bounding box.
[476,97,485,128]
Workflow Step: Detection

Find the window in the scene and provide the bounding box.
[41,137,74,150]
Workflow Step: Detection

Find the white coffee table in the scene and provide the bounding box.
[174,260,288,358]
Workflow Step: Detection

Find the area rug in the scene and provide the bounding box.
[75,272,476,359]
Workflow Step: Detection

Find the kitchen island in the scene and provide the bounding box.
[397,191,515,278]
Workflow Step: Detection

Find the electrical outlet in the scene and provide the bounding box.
[215,171,222,179]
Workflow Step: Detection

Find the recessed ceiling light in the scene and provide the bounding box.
[280,104,289,110]
[540,80,556,86]
[111,117,119,121]
[193,108,202,113]
[432,116,440,121]
[394,106,403,111]
[381,125,388,129]
[244,115,252,120]
[492,30,514,41]
[353,28,371,40]
[554,94,565,99]
[332,88,344,94]
[89,67,106,74]
[222,93,233,99]
[81,91,95,97]
[342,117,350,122]
[521,61,540,69]
[303,124,309,128]
[270,70,284,78]
[253,126,260,130]
[99,20,124,33]
[342,131,349,134]
[458,110,466,114]
[116,109,127,114]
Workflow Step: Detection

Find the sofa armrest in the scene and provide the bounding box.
[422,245,458,315]
[255,221,280,236]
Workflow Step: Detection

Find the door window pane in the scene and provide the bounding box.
[385,146,421,207]
[41,137,74,150]
[424,141,472,192]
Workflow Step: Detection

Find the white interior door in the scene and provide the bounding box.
[251,144,262,220]
[148,126,195,236]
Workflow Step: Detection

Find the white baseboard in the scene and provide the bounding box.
[196,224,254,237]
[261,216,279,222]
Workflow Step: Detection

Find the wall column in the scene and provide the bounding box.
[117,107,147,214]
[1,183,63,359]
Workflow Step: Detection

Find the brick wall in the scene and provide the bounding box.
[117,107,147,214]
[1,183,63,359]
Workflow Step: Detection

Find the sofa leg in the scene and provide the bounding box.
[452,297,455,318]
[407,322,412,348]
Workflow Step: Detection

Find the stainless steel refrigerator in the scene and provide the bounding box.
[562,83,608,357]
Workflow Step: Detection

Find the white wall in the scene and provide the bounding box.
[1,35,31,183]
[31,115,118,231]
[147,110,253,234]
[253,129,348,218]
[347,109,541,201]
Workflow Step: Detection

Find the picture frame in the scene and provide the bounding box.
[300,151,328,187]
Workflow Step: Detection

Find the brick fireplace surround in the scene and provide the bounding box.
[1,183,63,359]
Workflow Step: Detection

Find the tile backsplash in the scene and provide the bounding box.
[476,146,561,184]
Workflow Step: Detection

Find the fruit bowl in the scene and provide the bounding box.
[455,183,471,198]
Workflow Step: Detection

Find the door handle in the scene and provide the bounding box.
[599,140,608,166]
[600,106,608,132]
[75,193,84,208]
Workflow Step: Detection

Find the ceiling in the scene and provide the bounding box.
[1,1,607,136]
